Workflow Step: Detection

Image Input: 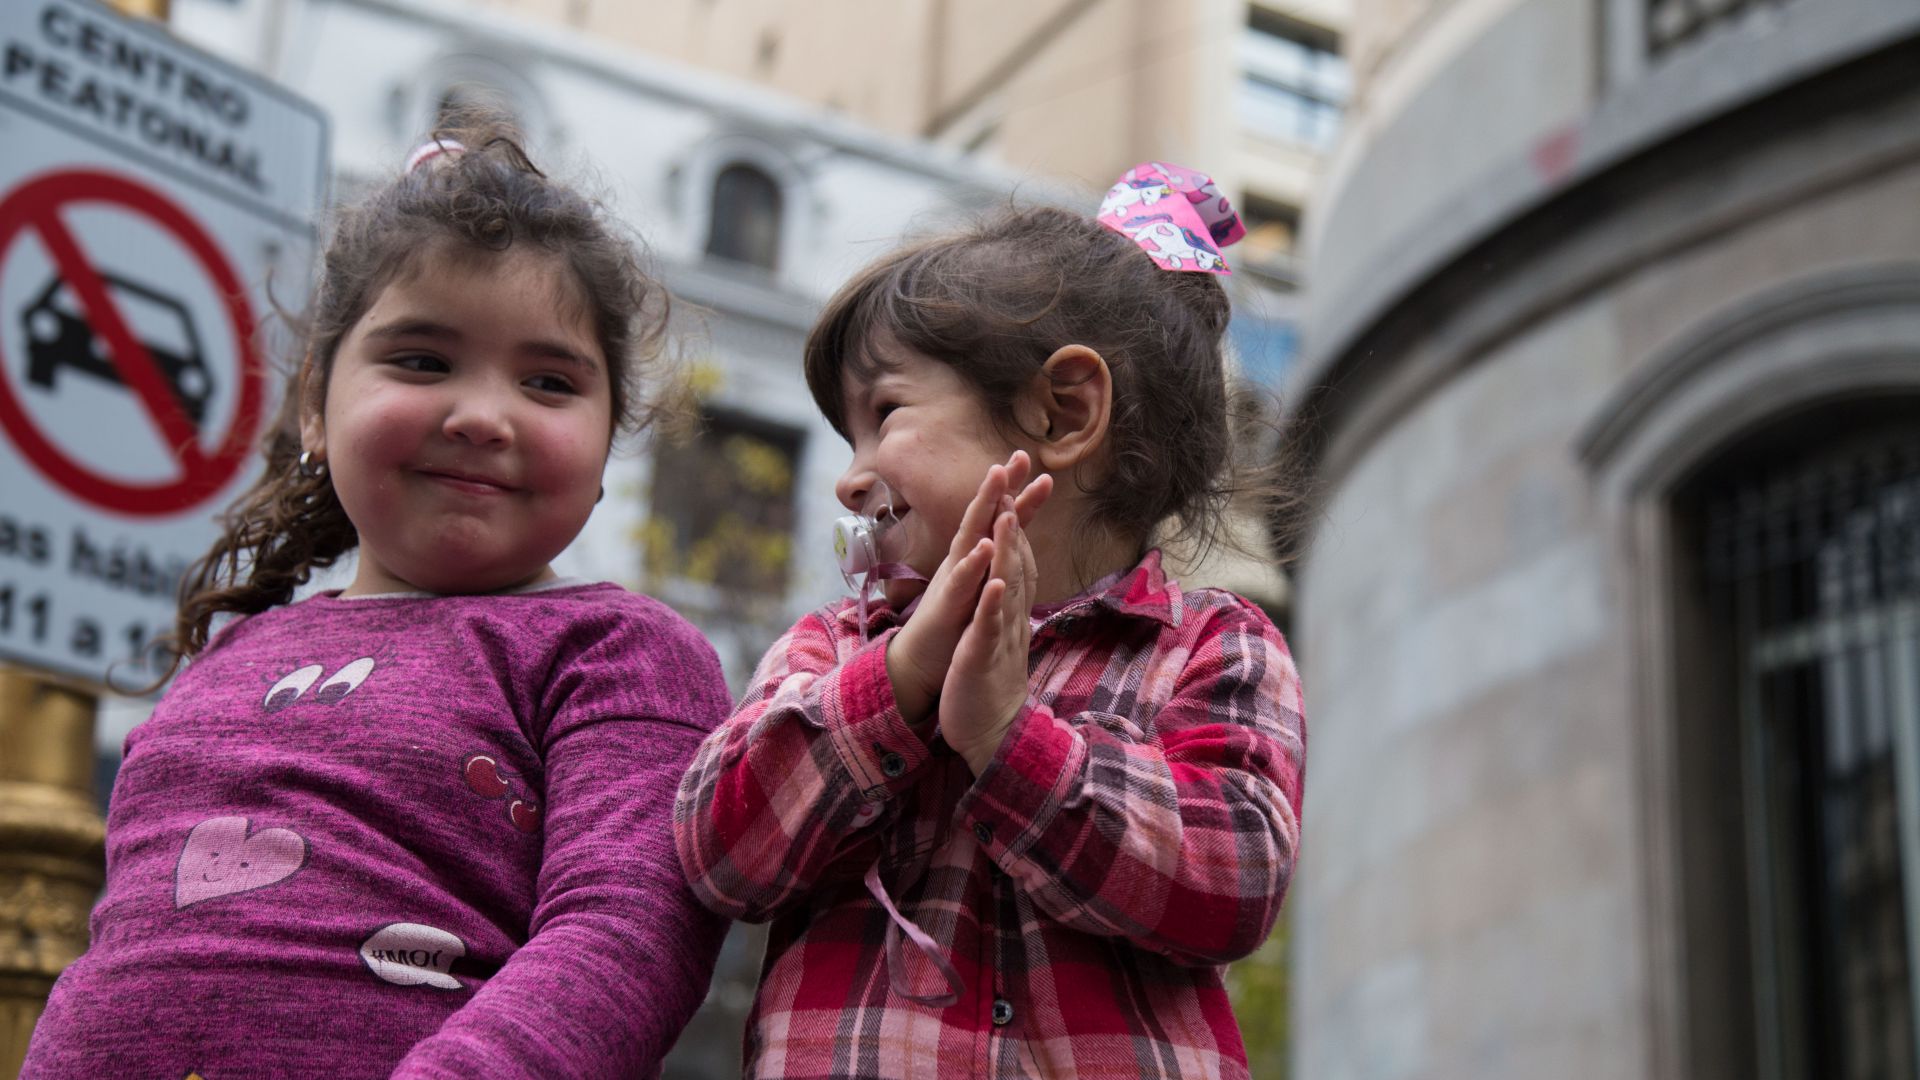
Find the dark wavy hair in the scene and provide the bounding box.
[804,203,1307,570]
[159,110,673,677]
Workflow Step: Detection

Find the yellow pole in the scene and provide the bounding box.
[108,0,171,19]
[0,669,103,1077]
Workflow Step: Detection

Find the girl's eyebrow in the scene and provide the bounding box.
[365,317,600,371]
[867,370,910,395]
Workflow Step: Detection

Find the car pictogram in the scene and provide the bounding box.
[22,272,214,428]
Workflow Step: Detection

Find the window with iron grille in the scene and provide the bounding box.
[642,409,801,603]
[1703,422,1920,1080]
[1645,0,1795,60]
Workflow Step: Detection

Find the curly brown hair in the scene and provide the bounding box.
[159,111,673,676]
[804,202,1305,569]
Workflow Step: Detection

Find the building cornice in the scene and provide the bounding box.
[328,0,1041,196]
[1289,0,1920,484]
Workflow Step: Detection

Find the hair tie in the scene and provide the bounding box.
[404,138,467,175]
[1096,161,1244,275]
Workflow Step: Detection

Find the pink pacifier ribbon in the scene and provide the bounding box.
[865,859,965,1007]
[1096,160,1245,275]
[833,482,926,638]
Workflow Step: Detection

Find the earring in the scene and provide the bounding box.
[298,451,328,479]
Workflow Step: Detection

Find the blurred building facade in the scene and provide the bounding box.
[1288,0,1920,1077]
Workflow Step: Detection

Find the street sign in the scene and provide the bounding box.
[0,0,327,686]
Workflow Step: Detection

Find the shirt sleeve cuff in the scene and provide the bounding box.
[825,628,932,801]
[957,702,1085,866]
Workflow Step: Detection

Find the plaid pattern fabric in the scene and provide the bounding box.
[675,552,1306,1079]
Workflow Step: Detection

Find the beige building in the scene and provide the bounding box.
[1290,0,1920,1076]
[466,0,1338,205]
[467,0,1348,414]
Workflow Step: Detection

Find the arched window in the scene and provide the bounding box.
[705,164,783,272]
[433,82,516,132]
[1578,266,1920,1080]
[1691,408,1920,1080]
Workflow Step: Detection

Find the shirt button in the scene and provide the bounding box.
[853,803,882,825]
[991,998,1014,1026]
[881,752,907,778]
[974,822,993,846]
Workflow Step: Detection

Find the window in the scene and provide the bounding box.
[430,82,517,136]
[1697,415,1920,1080]
[705,164,783,272]
[1238,195,1302,277]
[414,57,549,147]
[642,410,801,601]
[1228,312,1299,389]
[1645,0,1795,59]
[1239,11,1347,151]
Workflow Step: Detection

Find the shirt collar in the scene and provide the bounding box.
[1079,549,1179,627]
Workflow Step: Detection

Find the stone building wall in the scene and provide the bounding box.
[1289,0,1920,1074]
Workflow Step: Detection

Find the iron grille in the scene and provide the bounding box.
[1646,0,1794,60]
[1704,428,1920,1080]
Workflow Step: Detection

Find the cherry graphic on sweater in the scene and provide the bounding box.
[462,754,541,833]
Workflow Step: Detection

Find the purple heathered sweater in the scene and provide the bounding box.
[23,581,732,1079]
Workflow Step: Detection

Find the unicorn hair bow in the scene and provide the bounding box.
[1096,161,1245,275]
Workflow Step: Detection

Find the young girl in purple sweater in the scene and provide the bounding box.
[23,117,730,1079]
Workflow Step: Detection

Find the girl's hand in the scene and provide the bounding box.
[941,499,1044,775]
[886,452,1048,726]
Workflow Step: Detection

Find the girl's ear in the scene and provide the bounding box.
[297,355,326,457]
[1026,344,1113,475]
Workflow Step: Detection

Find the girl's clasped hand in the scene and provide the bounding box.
[885,450,1052,773]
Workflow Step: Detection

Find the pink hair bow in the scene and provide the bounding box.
[404,138,466,174]
[1096,161,1245,275]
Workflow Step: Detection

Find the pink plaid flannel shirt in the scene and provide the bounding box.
[674,551,1306,1078]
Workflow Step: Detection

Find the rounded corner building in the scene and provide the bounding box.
[1285,1,1920,1078]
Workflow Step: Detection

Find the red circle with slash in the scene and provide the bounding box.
[0,169,264,516]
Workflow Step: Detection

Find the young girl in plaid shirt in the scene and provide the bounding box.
[675,163,1306,1079]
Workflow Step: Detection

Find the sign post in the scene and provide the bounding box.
[0,0,326,1069]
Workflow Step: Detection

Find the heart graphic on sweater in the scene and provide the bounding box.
[175,816,309,909]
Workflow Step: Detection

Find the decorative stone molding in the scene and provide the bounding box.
[1579,262,1920,495]
[0,669,104,1073]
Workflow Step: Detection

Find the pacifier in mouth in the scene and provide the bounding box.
[832,481,924,636]
[833,480,906,577]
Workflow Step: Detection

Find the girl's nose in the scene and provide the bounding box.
[442,391,513,447]
[835,465,873,513]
